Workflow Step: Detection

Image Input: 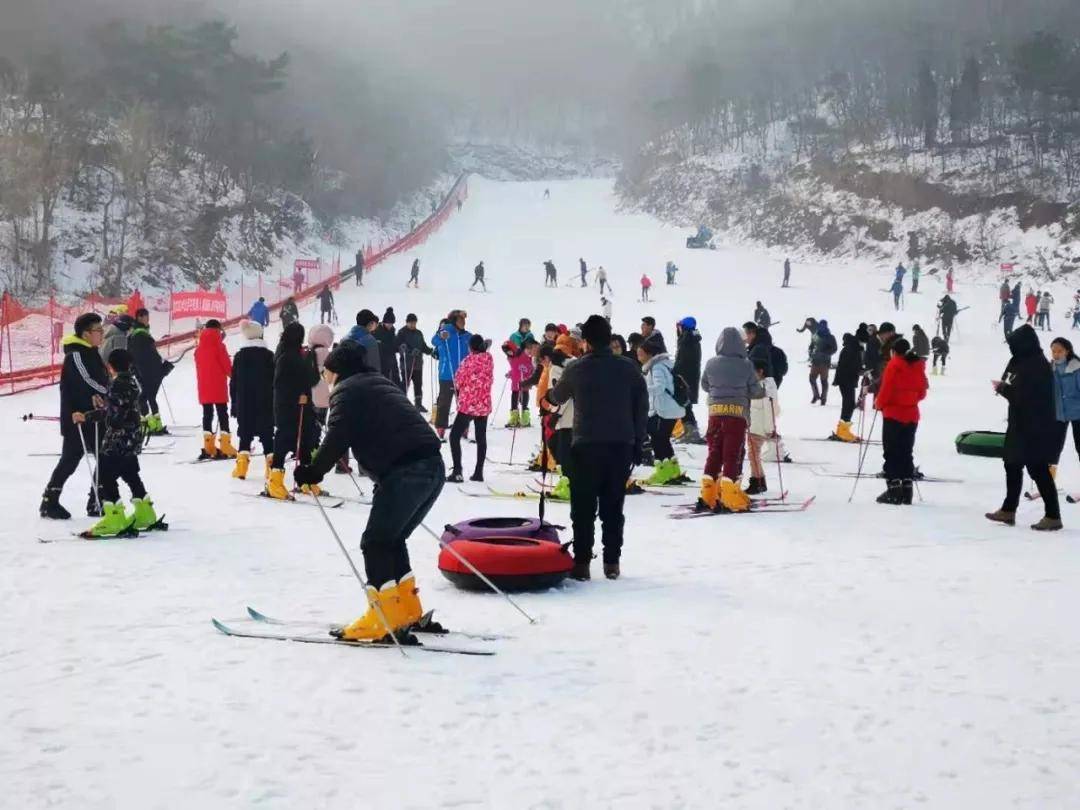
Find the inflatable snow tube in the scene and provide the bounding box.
[439,536,573,592]
[955,430,1006,459]
[441,517,560,544]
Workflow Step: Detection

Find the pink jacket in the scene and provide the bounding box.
[454,351,493,416]
[505,349,534,393]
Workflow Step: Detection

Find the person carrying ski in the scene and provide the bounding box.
[890,277,904,310]
[579,258,588,288]
[373,308,401,388]
[431,310,472,438]
[595,266,610,295]
[470,261,487,291]
[39,313,109,520]
[317,285,335,325]
[344,309,382,374]
[502,338,536,428]
[291,341,445,641]
[809,319,837,405]
[128,308,173,436]
[930,335,949,375]
[265,322,320,500]
[446,335,493,483]
[937,295,958,342]
[76,349,163,536]
[753,301,771,329]
[745,359,781,495]
[673,317,703,444]
[874,337,928,506]
[831,332,862,442]
[194,319,236,461]
[229,321,275,480]
[639,338,686,486]
[395,313,433,410]
[699,327,763,513]
[248,297,270,327]
[280,297,299,327]
[640,273,652,302]
[545,315,648,581]
[408,258,420,288]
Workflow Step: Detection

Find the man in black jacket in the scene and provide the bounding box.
[294,341,444,640]
[673,317,704,444]
[40,313,110,519]
[831,333,862,442]
[546,315,648,581]
[373,308,401,387]
[640,316,665,354]
[128,308,173,435]
[395,313,433,409]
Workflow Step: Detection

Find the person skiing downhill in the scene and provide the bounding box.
[640,274,652,302]
[408,258,420,288]
[596,266,610,295]
[470,261,487,291]
[579,258,588,288]
[291,341,445,641]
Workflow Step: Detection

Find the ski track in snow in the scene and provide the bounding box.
[4,177,1080,809]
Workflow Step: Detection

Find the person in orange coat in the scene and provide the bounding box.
[194,319,236,460]
[874,337,928,505]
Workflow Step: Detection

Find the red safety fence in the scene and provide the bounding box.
[0,173,468,395]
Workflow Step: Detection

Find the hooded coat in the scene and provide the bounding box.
[832,333,862,388]
[673,327,702,404]
[504,343,534,393]
[273,324,319,424]
[372,323,398,380]
[100,316,134,362]
[642,353,685,420]
[701,327,763,419]
[998,325,1058,465]
[87,371,144,458]
[194,328,232,404]
[810,321,837,366]
[746,327,774,381]
[431,321,471,381]
[230,334,275,435]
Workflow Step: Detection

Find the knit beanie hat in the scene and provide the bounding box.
[382,307,396,325]
[241,321,264,340]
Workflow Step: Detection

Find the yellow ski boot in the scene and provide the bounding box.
[719,477,751,513]
[264,468,292,500]
[218,432,238,459]
[232,451,250,479]
[697,475,718,512]
[337,582,408,641]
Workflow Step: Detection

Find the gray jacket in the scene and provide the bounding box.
[701,327,763,419]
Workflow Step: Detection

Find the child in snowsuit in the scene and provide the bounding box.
[79,349,162,536]
[502,338,537,427]
[265,322,320,499]
[229,321,275,480]
[194,319,236,460]
[746,359,781,494]
[448,334,493,482]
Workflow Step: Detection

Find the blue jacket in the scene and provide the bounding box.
[431,322,472,381]
[1053,357,1080,421]
[343,325,382,374]
[248,300,270,327]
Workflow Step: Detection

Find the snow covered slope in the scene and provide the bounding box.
[5,178,1080,809]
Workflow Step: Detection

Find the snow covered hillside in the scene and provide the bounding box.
[6,178,1080,809]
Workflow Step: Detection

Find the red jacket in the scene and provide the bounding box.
[195,328,232,404]
[1025,293,1038,316]
[875,354,927,423]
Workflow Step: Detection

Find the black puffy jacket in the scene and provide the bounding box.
[833,333,862,388]
[273,346,319,425]
[546,347,648,449]
[747,329,773,380]
[87,372,143,458]
[673,329,702,404]
[231,339,275,433]
[373,325,399,379]
[998,325,1058,466]
[308,370,441,482]
[128,327,169,393]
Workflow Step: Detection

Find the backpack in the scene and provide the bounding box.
[769,345,788,382]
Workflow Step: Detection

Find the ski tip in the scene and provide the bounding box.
[246,606,270,622]
[211,618,231,635]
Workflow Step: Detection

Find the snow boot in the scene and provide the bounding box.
[446,470,464,483]
[875,479,903,504]
[672,419,685,441]
[901,479,914,505]
[130,496,162,530]
[719,477,751,512]
[415,401,428,414]
[697,476,719,512]
[603,562,620,580]
[396,572,424,627]
[520,409,531,428]
[744,477,767,495]
[88,502,135,537]
[145,413,167,435]
[232,451,250,480]
[570,561,591,581]
[39,487,71,520]
[833,420,858,443]
[625,478,645,495]
[86,486,104,517]
[199,432,220,460]
[1050,464,1058,481]
[335,582,408,641]
[1031,516,1064,531]
[646,458,676,486]
[985,509,1016,526]
[551,476,571,501]
[218,432,238,459]
[469,470,484,483]
[506,410,520,429]
[299,483,324,497]
[264,468,292,500]
[668,460,691,484]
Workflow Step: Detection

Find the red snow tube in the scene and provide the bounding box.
[442,517,561,544]
[439,536,573,592]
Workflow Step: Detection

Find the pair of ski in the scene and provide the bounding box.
[809,469,962,484]
[40,515,169,543]
[212,607,501,655]
[668,494,815,519]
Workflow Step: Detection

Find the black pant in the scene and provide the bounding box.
[435,380,455,429]
[1053,420,1080,464]
[810,364,829,402]
[510,390,530,411]
[320,307,332,324]
[1004,461,1060,518]
[881,418,917,480]
[400,358,423,403]
[47,427,96,491]
[202,403,230,434]
[271,406,317,470]
[683,403,697,426]
[98,454,147,502]
[941,319,954,343]
[932,351,948,369]
[449,413,488,476]
[912,278,919,293]
[549,429,573,471]
[361,455,445,588]
[470,277,486,290]
[568,443,634,564]
[648,416,676,461]
[839,384,856,422]
[599,280,609,295]
[139,381,161,416]
[238,421,274,454]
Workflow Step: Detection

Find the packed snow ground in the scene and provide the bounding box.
[4,178,1080,809]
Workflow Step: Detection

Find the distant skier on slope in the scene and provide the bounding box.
[753,301,771,329]
[470,261,487,292]
[890,277,903,310]
[640,273,652,302]
[543,260,557,287]
[408,258,420,289]
[595,266,610,295]
[579,258,588,287]
[782,258,791,288]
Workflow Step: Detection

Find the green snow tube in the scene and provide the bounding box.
[955,430,1006,459]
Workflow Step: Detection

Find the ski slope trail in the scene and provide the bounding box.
[5,177,1080,808]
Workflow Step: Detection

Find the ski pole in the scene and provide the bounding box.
[417,521,537,624]
[309,490,407,657]
[161,382,176,424]
[538,423,550,523]
[769,397,785,502]
[347,470,366,499]
[848,408,879,503]
[294,401,306,469]
[508,413,519,465]
[77,421,102,515]
[493,375,508,421]
[21,413,60,422]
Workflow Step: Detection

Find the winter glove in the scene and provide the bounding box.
[293,465,323,486]
[162,361,174,376]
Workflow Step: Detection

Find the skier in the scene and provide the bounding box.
[698,327,763,513]
[280,297,299,327]
[796,317,819,361]
[911,324,930,359]
[874,337,928,506]
[292,267,305,295]
[937,295,958,342]
[640,273,652,302]
[809,319,837,405]
[394,313,433,410]
[595,266,610,295]
[639,338,685,486]
[229,321,275,480]
[945,268,954,293]
[265,321,320,500]
[910,260,921,293]
[408,258,420,288]
[545,315,648,580]
[316,284,335,325]
[890,277,904,310]
[745,359,781,494]
[100,313,134,361]
[291,341,445,640]
[543,188,551,199]
[1003,301,1019,339]
[782,258,791,288]
[355,249,364,286]
[1039,291,1054,330]
[343,309,381,374]
[894,263,906,284]
[579,258,588,288]
[431,310,472,439]
[502,338,536,428]
[194,320,236,461]
[446,334,493,483]
[601,296,613,322]
[509,318,534,348]
[665,261,676,285]
[1050,337,1080,473]
[930,335,949,375]
[76,349,162,536]
[673,317,703,444]
[753,301,771,329]
[543,260,557,288]
[470,261,487,292]
[831,332,861,442]
[986,325,1061,530]
[248,296,270,327]
[997,280,1011,321]
[39,313,109,519]
[128,308,173,436]
[373,308,401,387]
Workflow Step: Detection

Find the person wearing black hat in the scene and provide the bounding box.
[265,322,320,500]
[395,313,433,409]
[373,308,400,387]
[344,309,381,374]
[640,317,665,354]
[293,341,444,639]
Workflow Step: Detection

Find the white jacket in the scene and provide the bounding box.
[548,358,575,429]
[748,376,780,436]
